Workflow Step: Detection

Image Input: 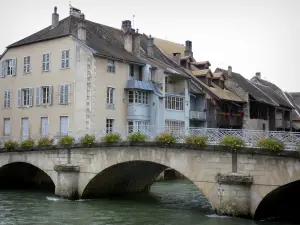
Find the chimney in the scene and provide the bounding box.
[184,40,193,57]
[70,6,81,17]
[228,66,232,77]
[122,20,132,33]
[173,53,181,65]
[52,6,59,29]
[147,35,154,57]
[255,72,261,79]
[77,14,86,42]
[132,30,140,55]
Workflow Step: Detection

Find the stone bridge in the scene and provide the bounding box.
[0,143,300,220]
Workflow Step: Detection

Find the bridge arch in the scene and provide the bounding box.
[0,161,56,191]
[253,180,300,222]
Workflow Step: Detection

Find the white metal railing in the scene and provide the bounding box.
[2,126,300,151]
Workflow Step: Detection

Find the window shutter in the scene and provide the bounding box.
[17,89,22,107]
[49,86,53,105]
[36,87,41,106]
[1,61,5,78]
[4,90,7,107]
[47,53,51,71]
[8,89,11,107]
[59,84,64,104]
[29,88,33,106]
[64,84,69,104]
[12,58,17,76]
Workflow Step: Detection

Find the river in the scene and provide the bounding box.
[0,180,295,225]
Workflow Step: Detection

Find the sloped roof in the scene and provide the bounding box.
[192,69,210,77]
[153,37,185,58]
[7,15,144,64]
[251,76,293,109]
[286,92,300,121]
[215,68,278,107]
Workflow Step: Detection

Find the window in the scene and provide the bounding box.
[220,80,224,89]
[23,56,31,73]
[165,95,184,110]
[129,64,134,78]
[165,77,168,93]
[106,87,115,104]
[106,119,114,134]
[42,53,50,71]
[165,120,185,134]
[127,120,149,133]
[21,118,29,140]
[207,78,212,87]
[1,58,16,76]
[61,50,70,69]
[128,90,149,104]
[60,116,68,136]
[107,59,115,73]
[4,89,11,108]
[41,117,49,136]
[36,86,53,105]
[59,84,70,105]
[3,118,10,136]
[17,88,33,107]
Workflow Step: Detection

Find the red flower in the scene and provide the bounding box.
[240,111,244,116]
[226,112,230,116]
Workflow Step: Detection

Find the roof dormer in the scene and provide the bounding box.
[191,61,211,70]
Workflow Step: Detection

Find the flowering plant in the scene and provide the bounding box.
[257,138,284,151]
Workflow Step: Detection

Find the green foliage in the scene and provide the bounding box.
[58,136,75,146]
[155,132,176,146]
[37,137,54,147]
[127,131,148,142]
[219,135,245,150]
[102,133,122,143]
[4,140,19,151]
[185,135,207,148]
[257,138,284,151]
[20,139,35,148]
[80,134,96,147]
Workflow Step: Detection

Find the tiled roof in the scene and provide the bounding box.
[192,69,210,77]
[285,93,300,121]
[215,68,278,107]
[153,37,185,58]
[7,16,144,64]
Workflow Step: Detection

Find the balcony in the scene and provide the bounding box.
[189,111,206,121]
[216,114,243,128]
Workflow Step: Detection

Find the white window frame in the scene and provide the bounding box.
[4,89,11,108]
[106,87,115,110]
[42,53,50,72]
[128,90,149,105]
[106,118,114,134]
[42,86,50,104]
[61,50,70,69]
[21,117,29,140]
[107,59,115,73]
[165,120,185,134]
[3,118,11,136]
[23,56,31,74]
[59,84,70,105]
[60,116,69,136]
[41,117,49,136]
[128,120,150,133]
[1,58,17,77]
[165,95,184,111]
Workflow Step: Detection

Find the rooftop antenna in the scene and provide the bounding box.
[133,14,135,29]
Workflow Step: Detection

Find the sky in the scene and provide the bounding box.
[0,0,299,92]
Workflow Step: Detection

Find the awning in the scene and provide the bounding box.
[125,80,164,98]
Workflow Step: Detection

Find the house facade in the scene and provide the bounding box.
[0,6,193,139]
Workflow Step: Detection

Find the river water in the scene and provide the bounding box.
[0,180,294,225]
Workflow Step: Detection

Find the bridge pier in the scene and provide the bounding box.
[213,173,253,218]
[54,164,80,200]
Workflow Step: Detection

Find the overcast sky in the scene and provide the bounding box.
[0,0,299,92]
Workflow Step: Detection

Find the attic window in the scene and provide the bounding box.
[207,78,212,87]
[220,80,225,89]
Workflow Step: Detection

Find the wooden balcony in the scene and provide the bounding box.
[216,114,243,127]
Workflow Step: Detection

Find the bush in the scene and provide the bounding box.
[37,137,54,147]
[20,139,35,148]
[102,133,122,143]
[4,140,19,151]
[58,136,75,146]
[219,135,244,150]
[257,138,284,151]
[127,131,148,142]
[80,134,96,147]
[155,132,176,146]
[185,135,207,148]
